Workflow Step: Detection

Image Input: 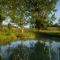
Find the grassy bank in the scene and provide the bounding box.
[0,26,36,44]
[0,26,60,44]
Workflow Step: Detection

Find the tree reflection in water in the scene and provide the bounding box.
[9,41,49,60]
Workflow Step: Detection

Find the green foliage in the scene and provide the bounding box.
[25,0,58,29]
[0,0,58,29]
[0,25,60,44]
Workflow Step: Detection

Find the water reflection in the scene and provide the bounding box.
[0,40,60,60]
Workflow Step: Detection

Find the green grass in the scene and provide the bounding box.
[0,26,60,44]
[0,26,36,44]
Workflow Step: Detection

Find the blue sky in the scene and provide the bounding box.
[55,0,60,23]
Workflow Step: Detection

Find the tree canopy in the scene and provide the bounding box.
[25,0,57,29]
[0,0,58,29]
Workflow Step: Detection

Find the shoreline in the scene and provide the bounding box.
[0,26,60,44]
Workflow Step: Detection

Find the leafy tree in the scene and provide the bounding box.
[0,0,26,31]
[0,0,25,21]
[0,0,58,29]
[25,0,58,30]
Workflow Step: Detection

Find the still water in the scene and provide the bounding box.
[0,39,60,60]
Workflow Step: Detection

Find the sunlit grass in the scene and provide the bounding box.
[0,26,60,44]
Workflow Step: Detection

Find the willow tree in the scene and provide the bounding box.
[0,0,26,33]
[0,0,25,19]
[0,0,58,30]
[24,0,58,30]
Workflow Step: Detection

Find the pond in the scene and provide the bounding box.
[0,39,60,60]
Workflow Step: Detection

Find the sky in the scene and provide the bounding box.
[55,0,60,23]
